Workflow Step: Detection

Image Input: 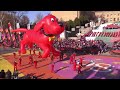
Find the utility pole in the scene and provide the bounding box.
[13,11,16,29]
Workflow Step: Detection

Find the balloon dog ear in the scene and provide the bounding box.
[34,20,45,32]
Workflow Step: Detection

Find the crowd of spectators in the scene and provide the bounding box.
[0,69,37,79]
[53,38,110,55]
[112,41,120,50]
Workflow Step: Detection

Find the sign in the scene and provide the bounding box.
[71,28,75,31]
[76,26,80,28]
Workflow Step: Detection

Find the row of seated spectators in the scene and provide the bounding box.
[0,69,37,79]
[0,32,24,48]
[103,24,120,29]
[89,31,120,37]
[53,38,110,55]
[112,41,120,50]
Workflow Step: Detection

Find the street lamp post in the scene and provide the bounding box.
[13,12,16,29]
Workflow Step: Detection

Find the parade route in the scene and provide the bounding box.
[1,47,120,79]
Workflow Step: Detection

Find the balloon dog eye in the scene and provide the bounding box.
[51,18,54,22]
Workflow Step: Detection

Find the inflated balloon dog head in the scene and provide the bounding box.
[34,14,64,35]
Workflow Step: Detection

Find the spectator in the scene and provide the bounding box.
[5,69,12,79]
[13,70,19,79]
[0,70,5,78]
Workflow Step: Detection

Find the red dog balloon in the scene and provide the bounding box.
[12,14,64,58]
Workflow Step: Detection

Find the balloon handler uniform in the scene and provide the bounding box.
[18,57,22,66]
[51,63,55,73]
[70,55,74,64]
[73,60,77,71]
[14,61,18,71]
[33,49,36,55]
[38,51,42,58]
[29,55,33,65]
[34,60,38,68]
[13,52,16,59]
[72,53,76,61]
[77,63,82,74]
[79,57,83,67]
[18,50,21,56]
[11,14,64,58]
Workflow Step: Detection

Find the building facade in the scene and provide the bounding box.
[51,11,80,21]
[95,11,120,23]
[51,11,120,23]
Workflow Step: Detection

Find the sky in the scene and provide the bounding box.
[27,11,51,23]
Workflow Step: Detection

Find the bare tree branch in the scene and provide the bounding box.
[34,12,43,23]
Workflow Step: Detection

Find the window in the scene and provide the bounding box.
[110,18,112,21]
[111,14,112,15]
[107,14,109,17]
[113,18,116,21]
[117,18,119,21]
[118,14,119,16]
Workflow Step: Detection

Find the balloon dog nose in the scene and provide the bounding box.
[58,22,63,27]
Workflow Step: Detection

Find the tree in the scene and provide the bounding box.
[60,18,64,22]
[20,15,30,24]
[66,20,75,30]
[34,13,43,23]
[79,15,89,26]
[0,12,14,30]
[7,11,28,29]
[74,17,80,26]
[80,11,97,21]
[8,11,28,22]
[19,15,30,28]
[0,11,6,28]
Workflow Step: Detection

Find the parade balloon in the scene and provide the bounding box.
[12,14,64,58]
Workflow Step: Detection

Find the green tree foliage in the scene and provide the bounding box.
[80,11,97,21]
[66,20,75,31]
[79,15,89,26]
[74,17,80,26]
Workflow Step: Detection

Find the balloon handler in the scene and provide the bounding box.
[13,52,16,59]
[14,61,18,72]
[29,55,33,65]
[18,56,22,66]
[34,60,38,68]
